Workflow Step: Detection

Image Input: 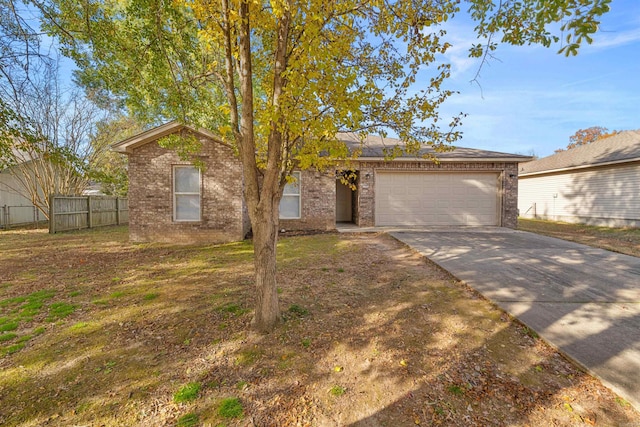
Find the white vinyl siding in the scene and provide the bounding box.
[173,165,201,221]
[280,171,301,219]
[0,165,47,226]
[375,172,499,226]
[518,163,640,226]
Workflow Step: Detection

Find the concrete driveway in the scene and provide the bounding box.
[390,228,640,409]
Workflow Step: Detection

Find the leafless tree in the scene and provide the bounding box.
[1,42,107,217]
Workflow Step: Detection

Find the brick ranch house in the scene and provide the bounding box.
[113,121,531,244]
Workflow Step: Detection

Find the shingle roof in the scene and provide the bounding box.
[112,122,530,161]
[520,130,640,175]
[337,132,531,161]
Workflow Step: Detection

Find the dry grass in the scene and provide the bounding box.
[519,218,640,257]
[0,226,638,426]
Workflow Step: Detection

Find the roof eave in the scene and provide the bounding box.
[111,121,222,154]
[111,121,181,154]
[356,156,533,163]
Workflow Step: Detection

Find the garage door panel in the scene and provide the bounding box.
[375,172,499,226]
[452,199,466,209]
[465,200,479,208]
[407,186,423,196]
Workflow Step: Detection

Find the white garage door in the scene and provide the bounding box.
[375,172,499,226]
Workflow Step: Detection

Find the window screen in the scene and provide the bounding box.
[174,166,201,221]
[279,172,301,219]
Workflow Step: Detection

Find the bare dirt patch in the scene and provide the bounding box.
[0,226,638,426]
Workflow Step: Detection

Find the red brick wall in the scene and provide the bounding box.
[128,134,249,244]
[279,169,336,231]
[502,163,519,229]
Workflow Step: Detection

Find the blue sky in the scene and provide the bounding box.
[437,0,640,158]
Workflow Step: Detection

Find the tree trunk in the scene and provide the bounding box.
[232,0,290,333]
[250,204,281,332]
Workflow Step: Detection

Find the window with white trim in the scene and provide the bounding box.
[279,171,301,219]
[173,165,201,221]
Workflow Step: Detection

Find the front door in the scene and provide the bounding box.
[336,180,353,222]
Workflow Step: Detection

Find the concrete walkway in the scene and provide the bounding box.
[385,227,640,409]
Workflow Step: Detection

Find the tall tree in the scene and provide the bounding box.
[89,115,143,197]
[39,0,611,331]
[0,0,47,164]
[1,57,108,217]
[555,126,619,153]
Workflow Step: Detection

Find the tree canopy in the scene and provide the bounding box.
[87,115,143,197]
[35,0,612,331]
[0,0,46,167]
[555,126,619,153]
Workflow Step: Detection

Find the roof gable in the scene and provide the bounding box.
[112,121,222,154]
[520,130,640,175]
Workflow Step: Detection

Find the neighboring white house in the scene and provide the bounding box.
[0,149,47,228]
[518,130,640,227]
[0,168,46,228]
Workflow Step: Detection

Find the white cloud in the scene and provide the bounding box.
[435,20,486,79]
[589,28,640,50]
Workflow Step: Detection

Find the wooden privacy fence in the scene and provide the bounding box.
[49,196,128,233]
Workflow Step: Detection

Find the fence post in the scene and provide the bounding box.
[115,197,120,225]
[1,205,5,230]
[49,195,56,234]
[87,196,93,229]
[6,206,10,230]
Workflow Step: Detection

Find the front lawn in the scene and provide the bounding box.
[0,226,637,426]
